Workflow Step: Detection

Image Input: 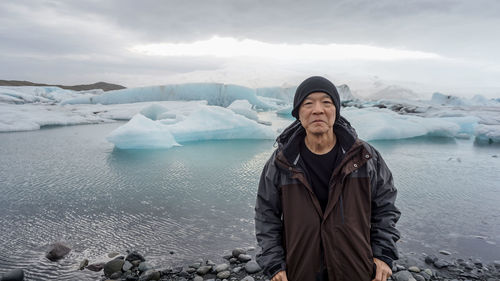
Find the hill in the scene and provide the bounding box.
[0,80,126,91]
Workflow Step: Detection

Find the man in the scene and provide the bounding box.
[255,76,400,281]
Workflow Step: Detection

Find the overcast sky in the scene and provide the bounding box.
[1,0,499,97]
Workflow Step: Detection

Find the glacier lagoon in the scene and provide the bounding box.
[1,84,500,279]
[0,120,499,280]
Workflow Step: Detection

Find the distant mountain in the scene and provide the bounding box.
[0,80,126,91]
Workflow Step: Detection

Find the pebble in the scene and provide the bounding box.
[244,260,262,274]
[45,242,71,261]
[229,258,238,264]
[108,252,120,258]
[217,270,231,279]
[392,270,416,281]
[79,258,89,270]
[233,266,242,273]
[434,259,450,269]
[215,263,230,272]
[413,274,425,281]
[408,266,420,273]
[424,255,437,264]
[139,270,160,281]
[193,276,203,281]
[238,254,252,262]
[232,248,246,257]
[138,262,153,272]
[186,268,196,274]
[126,251,146,263]
[240,276,255,281]
[423,268,433,276]
[110,271,122,279]
[439,250,451,256]
[190,262,202,269]
[206,259,216,266]
[104,259,125,277]
[123,260,133,271]
[196,265,212,275]
[86,262,105,272]
[0,269,24,281]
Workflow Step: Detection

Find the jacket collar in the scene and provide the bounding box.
[276,115,358,167]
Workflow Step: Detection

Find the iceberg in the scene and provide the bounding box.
[430,92,500,106]
[107,104,276,149]
[474,124,500,144]
[342,107,466,141]
[106,114,180,149]
[61,83,277,110]
[0,86,86,104]
[255,84,355,103]
[227,100,258,121]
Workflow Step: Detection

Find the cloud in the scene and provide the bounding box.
[0,0,499,97]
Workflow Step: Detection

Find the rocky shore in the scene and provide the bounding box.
[1,245,499,281]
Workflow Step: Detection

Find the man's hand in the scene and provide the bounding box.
[372,258,392,281]
[271,270,288,281]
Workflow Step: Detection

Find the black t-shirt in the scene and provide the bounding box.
[299,139,343,212]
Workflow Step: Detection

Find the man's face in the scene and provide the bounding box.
[298,92,336,136]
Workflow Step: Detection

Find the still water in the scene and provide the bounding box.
[0,122,499,280]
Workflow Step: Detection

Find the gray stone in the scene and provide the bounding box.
[233,267,242,273]
[244,261,262,274]
[104,259,125,277]
[110,271,122,279]
[1,269,24,281]
[139,270,160,281]
[215,263,230,272]
[186,268,196,274]
[190,262,202,269]
[86,262,105,272]
[197,265,212,275]
[126,251,145,262]
[423,269,433,276]
[396,264,407,271]
[439,250,451,255]
[217,271,231,279]
[206,260,216,266]
[232,248,246,258]
[420,271,431,281]
[45,242,71,261]
[193,276,204,281]
[424,255,437,265]
[408,266,420,273]
[123,260,133,271]
[240,277,255,281]
[393,270,416,281]
[229,257,238,264]
[238,254,252,262]
[434,259,450,269]
[413,274,425,281]
[494,260,500,268]
[108,252,120,258]
[464,262,475,270]
[138,262,153,272]
[79,259,89,270]
[246,247,256,252]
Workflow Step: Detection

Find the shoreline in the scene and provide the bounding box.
[2,247,499,281]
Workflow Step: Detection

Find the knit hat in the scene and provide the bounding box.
[291,76,340,121]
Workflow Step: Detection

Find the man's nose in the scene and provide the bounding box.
[312,102,323,113]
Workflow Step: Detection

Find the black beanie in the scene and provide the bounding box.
[291,76,340,121]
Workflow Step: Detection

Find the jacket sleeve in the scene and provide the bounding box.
[255,156,287,278]
[370,149,401,268]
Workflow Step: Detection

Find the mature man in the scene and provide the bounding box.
[255,76,400,281]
